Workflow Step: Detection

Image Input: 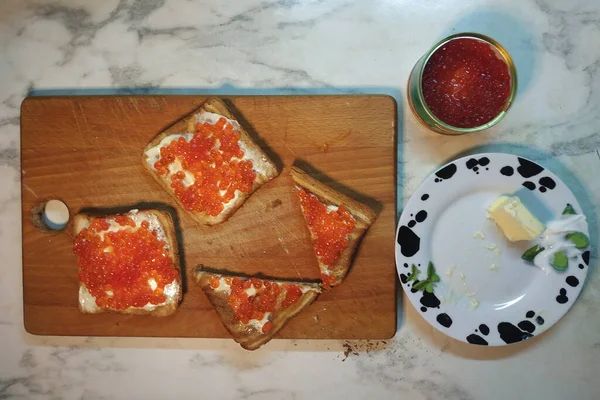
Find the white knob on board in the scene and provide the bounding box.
[43,200,69,230]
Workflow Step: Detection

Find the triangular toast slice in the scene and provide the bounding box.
[193,266,321,350]
[290,167,377,287]
[142,98,279,226]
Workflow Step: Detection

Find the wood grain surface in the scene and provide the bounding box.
[21,95,397,340]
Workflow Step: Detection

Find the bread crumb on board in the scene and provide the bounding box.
[341,340,388,361]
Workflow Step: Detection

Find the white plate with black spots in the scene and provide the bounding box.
[395,153,591,346]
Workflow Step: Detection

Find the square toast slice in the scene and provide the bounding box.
[73,209,182,316]
[143,98,279,226]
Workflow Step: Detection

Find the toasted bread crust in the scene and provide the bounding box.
[193,266,321,350]
[290,167,377,286]
[73,209,182,316]
[142,98,279,226]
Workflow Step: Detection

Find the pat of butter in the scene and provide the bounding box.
[488,196,545,242]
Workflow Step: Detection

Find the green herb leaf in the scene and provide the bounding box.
[407,265,420,282]
[566,232,589,249]
[562,204,576,215]
[551,251,568,271]
[522,245,544,262]
[425,283,434,293]
[427,262,435,280]
[430,274,440,283]
[412,281,428,291]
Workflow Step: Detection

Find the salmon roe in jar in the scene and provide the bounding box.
[219,276,304,334]
[73,216,178,310]
[421,38,511,128]
[296,188,356,267]
[153,118,256,216]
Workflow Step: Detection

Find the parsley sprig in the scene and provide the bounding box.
[407,262,440,293]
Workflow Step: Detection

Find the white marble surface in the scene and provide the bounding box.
[1,0,600,399]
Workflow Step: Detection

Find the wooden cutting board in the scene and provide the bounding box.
[21,95,397,340]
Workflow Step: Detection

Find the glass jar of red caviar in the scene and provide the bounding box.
[408,33,517,135]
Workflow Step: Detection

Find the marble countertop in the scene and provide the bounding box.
[1,0,599,399]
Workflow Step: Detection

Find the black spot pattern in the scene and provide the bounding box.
[435,163,457,181]
[408,220,416,228]
[579,263,585,270]
[421,194,429,201]
[582,251,590,266]
[540,187,547,193]
[421,306,427,313]
[403,263,408,268]
[517,157,544,178]
[518,320,536,333]
[466,157,490,175]
[467,334,489,345]
[419,291,441,309]
[500,166,514,176]
[523,311,545,326]
[523,181,536,191]
[479,324,490,336]
[566,276,579,287]
[556,288,568,304]
[539,176,556,190]
[397,226,420,257]
[400,274,407,284]
[498,322,533,344]
[437,313,452,328]
[410,279,420,293]
[415,210,427,223]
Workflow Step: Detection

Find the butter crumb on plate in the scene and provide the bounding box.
[473,231,485,239]
[469,298,479,310]
[445,264,457,277]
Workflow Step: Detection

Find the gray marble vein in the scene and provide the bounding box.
[1,0,600,399]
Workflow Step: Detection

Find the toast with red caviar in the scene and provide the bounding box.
[290,167,377,287]
[192,266,321,350]
[143,98,279,226]
[72,209,182,316]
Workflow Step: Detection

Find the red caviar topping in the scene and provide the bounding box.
[73,216,178,310]
[153,118,256,216]
[114,216,136,227]
[224,277,304,330]
[296,188,356,267]
[320,273,337,287]
[282,284,303,308]
[262,321,273,334]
